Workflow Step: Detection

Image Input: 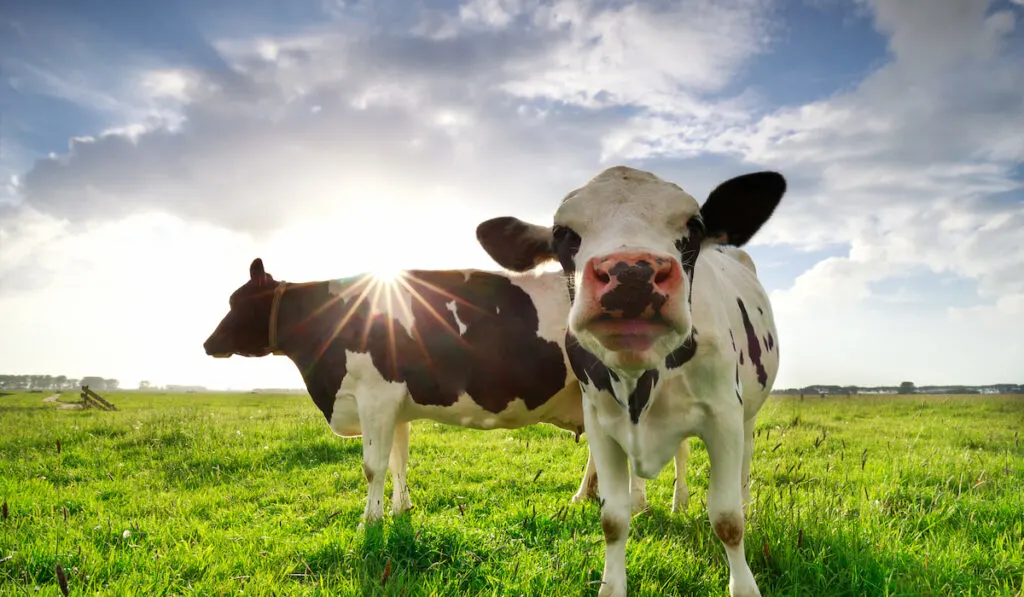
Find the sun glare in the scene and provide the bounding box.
[369,265,406,285]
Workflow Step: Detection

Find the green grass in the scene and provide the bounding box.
[1,391,1022,596]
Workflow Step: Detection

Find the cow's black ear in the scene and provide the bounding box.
[476,217,556,272]
[249,258,276,286]
[250,258,265,280]
[700,172,786,247]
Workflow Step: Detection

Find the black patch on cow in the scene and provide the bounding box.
[665,327,699,369]
[729,329,736,351]
[757,306,764,315]
[675,222,704,306]
[674,220,704,281]
[736,298,768,389]
[627,370,659,424]
[274,272,569,421]
[567,332,659,424]
[598,261,667,319]
[552,225,582,302]
[565,332,618,397]
[735,364,743,405]
[552,226,582,273]
[767,331,775,352]
[739,350,744,365]
[700,172,786,248]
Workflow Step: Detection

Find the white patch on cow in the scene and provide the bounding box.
[445,299,468,335]
[328,393,362,437]
[400,385,580,432]
[506,270,572,344]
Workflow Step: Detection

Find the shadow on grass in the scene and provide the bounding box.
[298,515,482,595]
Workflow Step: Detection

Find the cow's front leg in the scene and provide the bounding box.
[389,420,413,515]
[704,414,760,597]
[585,400,631,597]
[672,438,691,513]
[357,400,399,525]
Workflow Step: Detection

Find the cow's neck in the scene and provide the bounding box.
[274,281,350,420]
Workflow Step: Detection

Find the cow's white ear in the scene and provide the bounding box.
[476,217,556,272]
[700,172,786,247]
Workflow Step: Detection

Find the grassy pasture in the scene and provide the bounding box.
[0,391,1022,596]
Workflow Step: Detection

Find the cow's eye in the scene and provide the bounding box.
[551,225,582,270]
[687,216,705,236]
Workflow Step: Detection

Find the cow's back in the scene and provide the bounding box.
[692,245,779,417]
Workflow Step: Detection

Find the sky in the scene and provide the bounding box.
[1,0,1022,391]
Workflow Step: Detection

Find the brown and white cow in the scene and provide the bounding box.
[203,258,680,523]
[476,166,786,597]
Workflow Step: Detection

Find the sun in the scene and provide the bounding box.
[368,264,406,285]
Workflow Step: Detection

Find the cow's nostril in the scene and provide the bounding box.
[596,270,611,284]
[654,269,670,285]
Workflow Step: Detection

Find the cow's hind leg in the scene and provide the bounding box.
[629,473,649,514]
[672,438,691,514]
[573,451,650,516]
[742,417,756,512]
[572,450,600,504]
[389,420,413,515]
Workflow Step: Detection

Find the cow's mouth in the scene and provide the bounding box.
[585,318,673,352]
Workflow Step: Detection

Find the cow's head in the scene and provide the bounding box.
[203,258,283,358]
[476,166,786,374]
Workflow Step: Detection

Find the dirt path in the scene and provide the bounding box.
[42,394,84,410]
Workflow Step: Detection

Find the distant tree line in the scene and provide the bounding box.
[773,381,1022,396]
[0,375,120,391]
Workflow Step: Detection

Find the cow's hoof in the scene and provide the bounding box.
[358,512,385,531]
[729,575,762,597]
[671,493,689,514]
[597,582,626,597]
[392,503,415,516]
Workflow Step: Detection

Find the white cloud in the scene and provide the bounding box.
[2,0,1022,388]
[589,0,1024,386]
[499,0,775,110]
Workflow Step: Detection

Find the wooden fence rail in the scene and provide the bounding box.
[80,385,117,411]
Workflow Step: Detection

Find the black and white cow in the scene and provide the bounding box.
[476,166,786,597]
[202,258,675,523]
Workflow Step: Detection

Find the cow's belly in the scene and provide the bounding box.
[400,386,582,432]
[325,356,584,436]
